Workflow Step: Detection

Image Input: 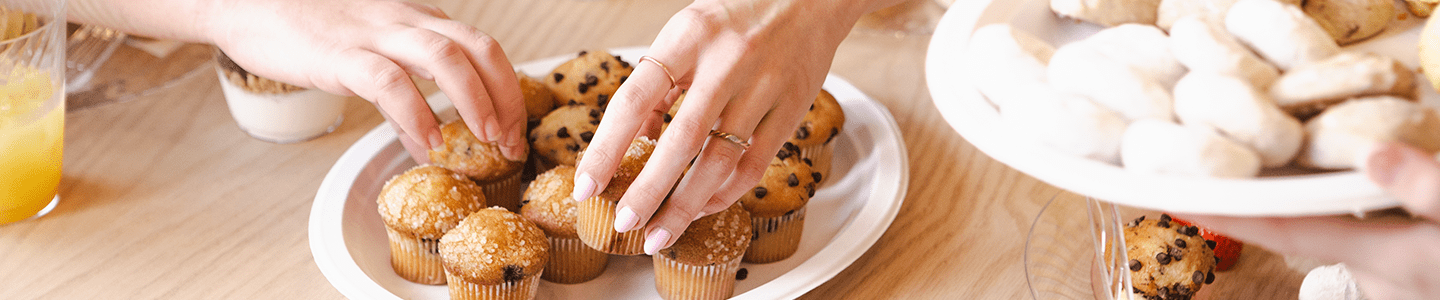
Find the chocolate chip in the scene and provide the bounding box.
[1169,246,1183,261]
[754,187,768,199]
[1192,271,1204,285]
[566,143,581,151]
[783,209,797,217]
[589,109,601,118]
[1132,287,1142,294]
[578,83,590,94]
[1214,256,1220,264]
[578,50,588,57]
[664,249,678,260]
[795,126,811,140]
[806,184,816,197]
[503,265,525,282]
[568,99,579,105]
[776,147,794,160]
[1156,252,1171,265]
[620,76,628,83]
[736,268,749,280]
[1160,214,1172,223]
[597,94,609,106]
[787,174,799,187]
[1129,259,1142,271]
[1206,240,1216,249]
[812,172,822,182]
[590,119,600,125]
[809,104,815,111]
[553,73,564,83]
[1185,226,1200,237]
[556,127,570,138]
[585,74,599,86]
[1130,216,1146,227]
[803,158,813,166]
[580,131,594,143]
[616,56,630,69]
[600,61,610,72]
[1174,239,1187,248]
[1158,220,1171,228]
[826,127,839,144]
[1205,271,1215,284]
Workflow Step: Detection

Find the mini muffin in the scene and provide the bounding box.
[440,207,550,300]
[518,72,556,129]
[429,119,527,212]
[575,136,656,255]
[653,203,753,300]
[519,165,609,284]
[545,50,634,108]
[658,92,686,136]
[1123,214,1217,300]
[529,104,604,167]
[377,165,488,285]
[738,142,819,263]
[788,89,845,184]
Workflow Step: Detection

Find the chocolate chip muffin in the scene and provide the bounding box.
[1123,214,1218,300]
[653,202,753,300]
[738,142,819,263]
[377,165,488,285]
[440,207,549,300]
[788,89,845,185]
[545,50,633,108]
[529,104,603,167]
[518,72,556,129]
[658,91,685,136]
[575,136,656,255]
[519,165,609,284]
[429,119,527,212]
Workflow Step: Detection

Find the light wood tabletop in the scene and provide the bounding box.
[0,0,1307,299]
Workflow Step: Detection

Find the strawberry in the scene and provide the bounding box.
[1173,217,1244,271]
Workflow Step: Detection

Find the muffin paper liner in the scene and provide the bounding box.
[744,206,807,263]
[576,198,646,255]
[385,228,446,285]
[542,236,609,284]
[444,270,542,300]
[653,251,743,300]
[481,171,523,213]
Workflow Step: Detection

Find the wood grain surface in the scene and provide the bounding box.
[0,0,1304,299]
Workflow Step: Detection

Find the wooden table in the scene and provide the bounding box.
[0,0,1306,298]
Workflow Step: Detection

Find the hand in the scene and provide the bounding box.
[207,0,527,162]
[1177,142,1440,300]
[569,0,900,255]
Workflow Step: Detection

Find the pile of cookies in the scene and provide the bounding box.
[376,50,847,299]
[970,0,1440,178]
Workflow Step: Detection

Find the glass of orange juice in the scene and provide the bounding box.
[1,0,66,225]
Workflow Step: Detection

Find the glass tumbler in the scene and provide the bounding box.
[0,0,66,225]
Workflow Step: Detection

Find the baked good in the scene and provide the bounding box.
[529,104,603,167]
[653,203,752,300]
[1050,0,1161,27]
[377,165,488,285]
[1123,214,1217,300]
[519,165,609,284]
[788,89,844,185]
[544,50,634,108]
[440,207,549,300]
[738,143,818,263]
[518,72,556,129]
[215,50,346,143]
[1302,0,1394,45]
[1298,96,1440,170]
[575,136,656,255]
[429,119,527,212]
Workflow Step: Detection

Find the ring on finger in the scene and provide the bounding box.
[640,56,677,89]
[708,130,751,150]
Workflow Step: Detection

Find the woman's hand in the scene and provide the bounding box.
[207,0,527,163]
[570,0,903,255]
[1177,142,1440,300]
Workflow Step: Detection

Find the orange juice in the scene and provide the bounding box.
[0,67,61,224]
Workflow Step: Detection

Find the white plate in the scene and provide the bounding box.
[309,47,909,300]
[925,0,1438,216]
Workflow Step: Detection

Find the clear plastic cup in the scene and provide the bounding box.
[0,0,66,225]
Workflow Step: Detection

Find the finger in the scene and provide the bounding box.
[421,20,529,161]
[399,1,449,19]
[1364,142,1440,220]
[335,49,444,151]
[702,91,813,216]
[368,26,498,145]
[385,111,431,164]
[639,87,686,139]
[572,53,691,203]
[1175,213,1440,270]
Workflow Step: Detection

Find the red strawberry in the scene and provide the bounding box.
[1173,217,1244,272]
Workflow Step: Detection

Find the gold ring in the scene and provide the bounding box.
[709,130,751,150]
[640,56,677,89]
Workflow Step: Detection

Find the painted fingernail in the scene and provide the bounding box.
[615,207,640,232]
[1365,143,1408,187]
[484,117,502,143]
[644,228,672,256]
[573,173,597,202]
[428,130,446,152]
[506,126,525,147]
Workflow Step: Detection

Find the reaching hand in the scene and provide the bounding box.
[1178,142,1440,300]
[208,0,527,163]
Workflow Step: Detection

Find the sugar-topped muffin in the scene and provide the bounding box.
[738,142,819,263]
[520,165,609,284]
[653,203,753,300]
[440,207,550,300]
[574,136,656,255]
[377,165,488,285]
[429,119,527,212]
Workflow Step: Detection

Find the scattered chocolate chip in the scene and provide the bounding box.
[590,119,600,125]
[754,187,768,199]
[600,61,610,72]
[613,54,623,62]
[521,199,530,206]
[662,113,673,123]
[566,143,581,151]
[1192,271,1204,285]
[553,73,564,83]
[1129,259,1142,271]
[803,158,813,166]
[1175,239,1187,248]
[795,126,811,140]
[617,58,630,69]
[1158,220,1171,228]
[787,174,800,187]
[585,74,599,86]
[597,94,609,106]
[1160,214,1172,223]
[568,99,579,105]
[578,50,588,57]
[1156,252,1171,265]
[812,172,822,182]
[580,131,594,143]
[1132,287,1142,294]
[620,75,628,83]
[809,104,815,111]
[503,265,525,282]
[736,268,749,280]
[589,109,602,118]
[776,147,794,160]
[806,184,816,197]
[1205,271,1215,284]
[578,83,590,94]
[1184,226,1200,237]
[1169,246,1183,261]
[556,127,571,138]
[1131,216,1146,226]
[825,127,839,144]
[1206,240,1216,249]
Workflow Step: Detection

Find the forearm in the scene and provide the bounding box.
[67,0,218,43]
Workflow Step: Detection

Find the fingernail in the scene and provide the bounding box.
[1365,143,1408,187]
[506,126,525,147]
[573,173,597,202]
[615,207,640,232]
[644,228,672,256]
[693,212,705,221]
[428,130,446,151]
[484,117,502,143]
